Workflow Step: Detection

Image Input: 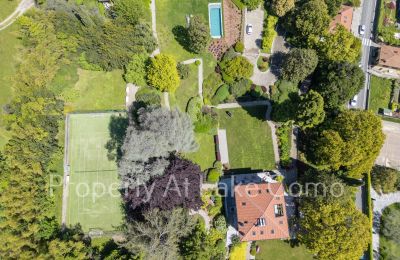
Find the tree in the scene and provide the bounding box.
[281,48,318,83]
[296,90,325,129]
[229,78,252,98]
[243,0,262,10]
[371,166,400,194]
[125,157,203,212]
[220,56,253,83]
[381,203,400,243]
[317,25,361,63]
[112,0,150,26]
[292,0,330,40]
[124,53,148,86]
[123,208,195,260]
[147,54,180,92]
[271,0,295,17]
[324,0,342,16]
[119,107,198,188]
[187,15,211,53]
[299,199,370,259]
[313,61,365,109]
[308,110,385,178]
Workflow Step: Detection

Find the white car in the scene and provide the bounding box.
[350,95,358,106]
[359,25,366,35]
[246,24,253,35]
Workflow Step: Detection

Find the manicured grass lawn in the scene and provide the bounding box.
[0,0,19,21]
[184,133,216,171]
[173,64,199,111]
[369,76,393,114]
[156,0,217,76]
[255,240,313,260]
[61,69,126,112]
[0,23,21,148]
[67,113,124,232]
[218,106,275,170]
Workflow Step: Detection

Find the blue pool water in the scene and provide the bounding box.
[209,4,223,38]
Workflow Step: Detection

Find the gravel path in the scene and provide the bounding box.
[150,0,160,57]
[189,209,211,230]
[0,0,34,31]
[163,92,170,110]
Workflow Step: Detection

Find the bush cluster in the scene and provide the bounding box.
[262,15,278,53]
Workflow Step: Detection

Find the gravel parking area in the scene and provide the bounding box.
[375,120,400,170]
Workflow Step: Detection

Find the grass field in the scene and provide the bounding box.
[184,133,216,170]
[66,113,124,232]
[255,240,313,260]
[172,64,199,111]
[369,76,393,114]
[0,0,19,21]
[218,106,275,170]
[156,0,217,76]
[0,23,20,148]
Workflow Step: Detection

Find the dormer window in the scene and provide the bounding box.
[274,204,284,217]
[257,218,266,226]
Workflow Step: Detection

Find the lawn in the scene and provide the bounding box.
[66,113,124,232]
[217,106,275,171]
[184,133,216,171]
[369,76,393,114]
[0,0,19,21]
[172,63,199,111]
[254,240,313,260]
[60,68,126,112]
[156,0,217,76]
[0,23,21,148]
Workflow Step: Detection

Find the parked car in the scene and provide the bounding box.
[350,95,358,106]
[359,25,366,35]
[246,24,253,35]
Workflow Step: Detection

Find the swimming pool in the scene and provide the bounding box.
[208,3,223,38]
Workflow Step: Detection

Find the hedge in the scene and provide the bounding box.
[262,15,278,53]
[276,123,292,167]
[211,84,230,105]
[207,168,221,183]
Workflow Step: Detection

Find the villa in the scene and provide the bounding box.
[372,44,400,78]
[329,5,353,32]
[234,181,290,242]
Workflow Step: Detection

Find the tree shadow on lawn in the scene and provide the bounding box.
[172,25,191,53]
[105,114,129,162]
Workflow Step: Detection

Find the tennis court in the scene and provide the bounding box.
[66,113,124,232]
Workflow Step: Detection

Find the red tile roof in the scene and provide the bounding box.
[329,5,353,32]
[234,182,290,241]
[378,44,400,69]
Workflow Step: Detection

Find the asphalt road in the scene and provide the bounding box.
[355,0,378,109]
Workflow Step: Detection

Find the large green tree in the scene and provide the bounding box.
[271,0,295,17]
[318,25,361,63]
[308,110,385,178]
[112,0,150,26]
[313,61,365,109]
[187,15,211,53]
[220,56,253,83]
[124,53,148,86]
[281,48,318,83]
[371,166,400,194]
[324,0,342,16]
[296,90,325,129]
[147,54,181,92]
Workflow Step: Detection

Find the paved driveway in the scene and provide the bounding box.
[244,8,264,52]
[375,120,400,170]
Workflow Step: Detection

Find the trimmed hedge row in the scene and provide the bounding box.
[262,15,278,53]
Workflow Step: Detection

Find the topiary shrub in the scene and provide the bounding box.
[213,214,227,231]
[207,168,221,183]
[186,96,203,121]
[177,63,190,79]
[234,41,245,53]
[195,60,201,66]
[211,84,230,105]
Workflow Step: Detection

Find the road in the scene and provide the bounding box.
[355,0,378,109]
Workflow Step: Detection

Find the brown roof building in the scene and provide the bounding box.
[329,5,353,32]
[234,182,289,242]
[377,44,400,70]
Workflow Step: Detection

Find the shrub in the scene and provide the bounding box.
[230,235,241,248]
[211,85,230,105]
[220,56,253,83]
[147,54,180,92]
[234,41,245,53]
[229,78,252,98]
[124,53,148,86]
[207,168,221,183]
[177,63,190,79]
[195,60,201,66]
[135,87,161,107]
[262,15,278,53]
[221,47,238,62]
[78,52,102,71]
[250,242,257,256]
[276,123,292,167]
[371,165,400,194]
[194,113,218,134]
[186,96,203,121]
[213,215,227,231]
[213,160,223,170]
[242,0,262,10]
[229,242,247,260]
[203,72,224,101]
[250,85,265,98]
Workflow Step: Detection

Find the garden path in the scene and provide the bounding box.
[0,0,34,31]
[163,92,170,110]
[371,189,400,258]
[189,209,211,230]
[150,0,160,57]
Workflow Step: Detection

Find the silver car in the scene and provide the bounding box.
[246,24,253,35]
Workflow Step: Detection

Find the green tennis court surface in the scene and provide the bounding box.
[66,113,124,232]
